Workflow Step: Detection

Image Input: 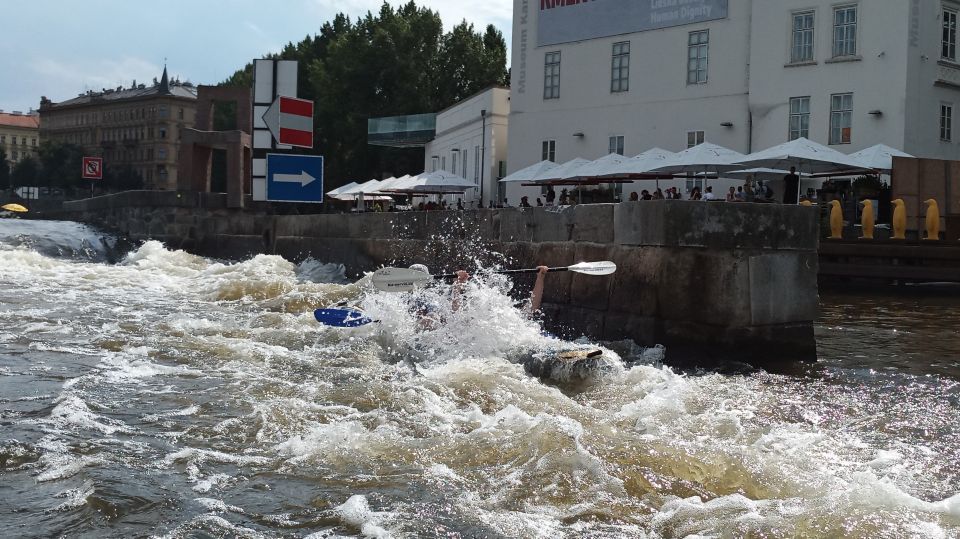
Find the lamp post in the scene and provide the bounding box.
[479,109,486,207]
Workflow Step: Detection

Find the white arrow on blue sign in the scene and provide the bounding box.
[266,153,325,203]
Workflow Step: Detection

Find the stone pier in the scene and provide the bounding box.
[57,192,820,366]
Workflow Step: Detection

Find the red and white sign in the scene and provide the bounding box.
[82,157,103,180]
[262,95,314,148]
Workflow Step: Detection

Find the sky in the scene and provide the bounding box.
[0,0,513,113]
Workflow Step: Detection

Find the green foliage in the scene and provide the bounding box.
[38,140,84,188]
[222,1,508,190]
[104,164,145,191]
[853,174,883,194]
[11,156,40,187]
[0,147,9,189]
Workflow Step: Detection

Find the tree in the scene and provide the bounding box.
[11,156,39,187]
[0,147,9,190]
[104,164,144,191]
[221,1,509,192]
[37,140,84,190]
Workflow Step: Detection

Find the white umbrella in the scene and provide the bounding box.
[327,181,359,197]
[401,170,477,193]
[648,142,747,175]
[595,147,675,178]
[564,153,628,180]
[734,137,870,203]
[499,160,558,183]
[531,158,593,183]
[848,144,913,172]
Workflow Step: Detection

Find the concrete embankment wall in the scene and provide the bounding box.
[57,191,820,365]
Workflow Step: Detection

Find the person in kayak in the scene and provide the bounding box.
[409,264,549,329]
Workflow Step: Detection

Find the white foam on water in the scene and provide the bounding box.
[191,473,231,493]
[195,497,245,514]
[162,447,273,468]
[35,437,106,483]
[52,479,96,511]
[297,258,349,284]
[47,394,132,435]
[335,495,394,538]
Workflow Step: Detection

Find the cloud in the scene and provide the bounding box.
[29,56,163,102]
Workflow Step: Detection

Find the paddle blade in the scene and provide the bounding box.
[371,267,432,292]
[314,308,374,327]
[567,261,617,276]
[2,203,28,213]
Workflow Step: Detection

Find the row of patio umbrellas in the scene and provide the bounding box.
[326,170,478,201]
[500,139,912,189]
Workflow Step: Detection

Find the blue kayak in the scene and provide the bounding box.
[314,308,374,328]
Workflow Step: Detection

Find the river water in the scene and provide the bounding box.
[0,219,958,538]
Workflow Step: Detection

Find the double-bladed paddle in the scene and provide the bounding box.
[370,261,617,292]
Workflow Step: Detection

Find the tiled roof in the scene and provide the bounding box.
[0,113,40,129]
[50,83,198,108]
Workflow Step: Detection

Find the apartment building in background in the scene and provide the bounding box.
[38,67,197,189]
[0,110,40,169]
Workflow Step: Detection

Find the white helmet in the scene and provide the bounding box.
[409,264,429,274]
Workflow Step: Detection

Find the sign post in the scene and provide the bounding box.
[266,153,324,203]
[82,157,103,198]
[262,96,314,148]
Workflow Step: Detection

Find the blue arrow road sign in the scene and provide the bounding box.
[266,153,324,203]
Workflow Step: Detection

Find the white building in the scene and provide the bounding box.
[506,0,960,202]
[422,87,510,208]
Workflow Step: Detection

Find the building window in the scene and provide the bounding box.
[941,104,953,141]
[441,156,446,171]
[611,41,630,92]
[0,135,5,144]
[21,137,26,145]
[158,147,167,160]
[792,11,815,62]
[461,149,467,177]
[159,127,167,139]
[789,97,811,140]
[159,105,168,119]
[431,156,439,172]
[544,51,561,99]
[31,138,36,147]
[944,8,958,61]
[832,5,857,57]
[12,151,18,160]
[451,151,458,177]
[608,135,625,155]
[829,93,853,144]
[687,130,705,148]
[687,30,709,84]
[178,108,184,120]
[474,145,480,183]
[541,139,556,162]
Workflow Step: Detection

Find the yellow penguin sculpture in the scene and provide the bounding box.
[860,199,875,239]
[924,199,941,240]
[829,199,843,239]
[891,199,907,240]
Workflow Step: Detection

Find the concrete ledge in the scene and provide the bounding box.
[614,200,819,250]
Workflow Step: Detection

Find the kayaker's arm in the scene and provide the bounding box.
[526,266,549,315]
[452,270,469,312]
